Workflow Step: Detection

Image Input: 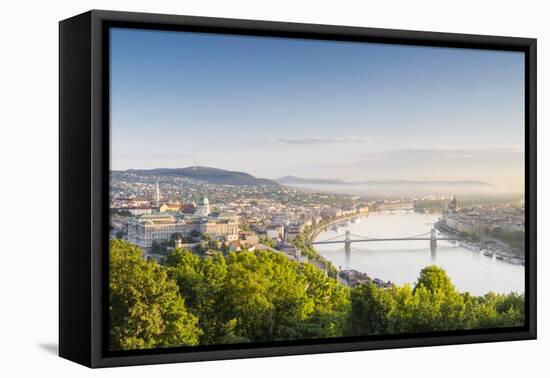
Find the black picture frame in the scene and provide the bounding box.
[59,9,537,368]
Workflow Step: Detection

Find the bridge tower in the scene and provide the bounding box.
[430,228,437,248]
[344,230,351,250]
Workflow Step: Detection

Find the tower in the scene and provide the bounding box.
[344,230,351,250]
[174,236,182,249]
[155,180,160,207]
[430,228,437,250]
[430,228,437,261]
[448,195,458,213]
[344,230,351,269]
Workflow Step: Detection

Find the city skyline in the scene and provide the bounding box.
[110,28,525,191]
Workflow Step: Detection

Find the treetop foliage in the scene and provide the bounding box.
[109,240,201,350]
[109,240,524,350]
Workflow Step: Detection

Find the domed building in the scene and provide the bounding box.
[194,196,211,217]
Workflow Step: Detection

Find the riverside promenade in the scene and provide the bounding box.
[306,212,370,247]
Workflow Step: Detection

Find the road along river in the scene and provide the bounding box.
[313,211,524,296]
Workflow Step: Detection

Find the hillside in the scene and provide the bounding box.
[122,166,280,187]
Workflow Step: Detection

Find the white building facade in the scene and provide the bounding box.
[127,196,239,248]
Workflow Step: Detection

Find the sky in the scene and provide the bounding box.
[110,27,525,191]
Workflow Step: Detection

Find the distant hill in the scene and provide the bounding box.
[277,176,347,185]
[122,166,280,187]
[277,176,491,187]
[359,180,492,187]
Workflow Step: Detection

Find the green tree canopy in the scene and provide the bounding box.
[164,248,350,344]
[109,240,201,350]
[109,241,524,350]
[347,265,524,336]
[414,266,456,294]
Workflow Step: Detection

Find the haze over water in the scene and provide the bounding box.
[315,211,525,296]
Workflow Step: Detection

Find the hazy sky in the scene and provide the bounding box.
[110,28,525,191]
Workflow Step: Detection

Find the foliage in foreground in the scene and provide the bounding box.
[347,266,524,336]
[109,240,524,350]
[163,245,350,345]
[109,240,201,350]
[291,234,339,278]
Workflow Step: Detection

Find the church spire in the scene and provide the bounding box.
[155,179,160,207]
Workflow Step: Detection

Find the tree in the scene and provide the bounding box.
[169,233,184,245]
[298,263,350,337]
[109,240,201,350]
[109,241,524,349]
[221,242,229,254]
[220,251,312,341]
[259,237,275,248]
[347,283,397,335]
[164,249,203,309]
[346,265,524,336]
[208,239,219,250]
[151,240,161,255]
[414,266,455,295]
[193,243,207,255]
[163,248,350,344]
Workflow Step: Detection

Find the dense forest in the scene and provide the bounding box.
[109,239,524,351]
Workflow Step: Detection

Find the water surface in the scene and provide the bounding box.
[314,211,524,295]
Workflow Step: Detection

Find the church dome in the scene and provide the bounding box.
[198,196,209,205]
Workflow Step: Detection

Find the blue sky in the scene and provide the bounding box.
[110,28,525,190]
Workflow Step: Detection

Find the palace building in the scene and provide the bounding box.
[127,196,238,249]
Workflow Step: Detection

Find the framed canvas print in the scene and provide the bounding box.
[59,10,537,368]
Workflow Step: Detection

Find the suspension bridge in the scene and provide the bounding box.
[311,228,459,249]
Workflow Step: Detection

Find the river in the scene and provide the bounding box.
[314,211,524,295]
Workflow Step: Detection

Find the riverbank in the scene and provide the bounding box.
[291,212,371,279]
[434,220,524,266]
[304,211,395,287]
[306,211,370,246]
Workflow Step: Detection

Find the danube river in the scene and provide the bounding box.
[314,211,524,295]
